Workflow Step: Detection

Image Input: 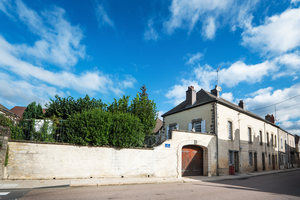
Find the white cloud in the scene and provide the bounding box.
[202,17,216,40]
[242,7,300,55]
[165,80,201,106]
[163,0,258,39]
[221,92,234,102]
[157,111,165,120]
[291,0,300,4]
[144,19,159,41]
[165,59,277,105]
[0,72,63,107]
[95,4,114,27]
[245,84,300,123]
[185,52,203,65]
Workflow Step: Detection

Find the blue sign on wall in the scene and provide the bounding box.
[165,143,170,148]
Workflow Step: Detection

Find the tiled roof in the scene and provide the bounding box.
[10,106,47,118]
[152,118,163,133]
[0,104,19,117]
[161,88,280,128]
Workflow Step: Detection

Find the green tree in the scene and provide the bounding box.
[130,93,157,135]
[107,95,130,114]
[139,84,148,99]
[44,94,106,119]
[23,102,43,119]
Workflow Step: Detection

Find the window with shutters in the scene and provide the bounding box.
[267,132,269,146]
[249,152,253,165]
[271,134,274,147]
[248,127,252,144]
[193,121,201,132]
[281,138,283,149]
[275,135,277,147]
[228,121,233,140]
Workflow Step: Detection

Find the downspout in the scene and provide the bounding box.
[215,102,219,176]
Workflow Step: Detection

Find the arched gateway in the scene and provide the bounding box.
[182,145,203,176]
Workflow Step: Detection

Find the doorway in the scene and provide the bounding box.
[234,152,239,172]
[182,145,203,176]
[254,152,258,171]
[262,153,265,171]
[272,155,275,170]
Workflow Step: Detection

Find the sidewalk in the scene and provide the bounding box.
[0,168,298,189]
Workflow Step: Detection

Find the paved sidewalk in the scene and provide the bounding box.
[0,168,298,189]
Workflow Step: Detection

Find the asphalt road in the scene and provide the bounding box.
[3,170,300,200]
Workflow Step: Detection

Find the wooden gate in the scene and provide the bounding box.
[182,145,203,176]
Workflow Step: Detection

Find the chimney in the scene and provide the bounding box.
[186,86,196,106]
[265,114,274,123]
[238,100,245,110]
[210,85,222,98]
[270,114,275,124]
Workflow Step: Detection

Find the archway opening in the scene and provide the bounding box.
[182,145,203,176]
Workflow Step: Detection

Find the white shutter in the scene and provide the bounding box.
[166,127,169,139]
[201,120,206,133]
[176,124,179,130]
[188,122,192,131]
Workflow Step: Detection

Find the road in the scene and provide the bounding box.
[2,170,300,200]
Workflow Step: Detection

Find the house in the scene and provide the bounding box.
[10,106,47,120]
[152,118,163,134]
[162,85,297,176]
[0,104,19,121]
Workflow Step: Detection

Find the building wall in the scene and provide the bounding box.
[217,104,279,175]
[278,129,288,169]
[163,103,214,134]
[5,131,216,179]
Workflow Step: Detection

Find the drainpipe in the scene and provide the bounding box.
[215,102,219,176]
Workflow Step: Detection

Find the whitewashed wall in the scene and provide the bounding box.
[5,131,216,179]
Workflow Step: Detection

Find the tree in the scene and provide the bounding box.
[23,102,43,119]
[139,84,148,99]
[130,93,157,135]
[44,94,106,119]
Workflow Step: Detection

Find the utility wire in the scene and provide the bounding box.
[249,93,300,112]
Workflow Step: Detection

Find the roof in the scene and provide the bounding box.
[0,104,19,117]
[162,88,282,129]
[152,118,163,133]
[10,106,47,118]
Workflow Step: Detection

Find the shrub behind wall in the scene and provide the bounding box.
[65,108,144,148]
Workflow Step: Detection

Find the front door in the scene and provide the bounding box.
[262,153,265,170]
[234,152,239,172]
[272,155,275,170]
[182,145,203,176]
[254,153,257,171]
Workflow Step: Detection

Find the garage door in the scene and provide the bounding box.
[182,145,203,176]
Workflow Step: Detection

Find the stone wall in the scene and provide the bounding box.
[0,126,10,179]
[5,131,216,180]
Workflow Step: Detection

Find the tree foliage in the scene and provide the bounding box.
[139,84,148,99]
[23,102,43,119]
[65,108,144,147]
[44,95,106,119]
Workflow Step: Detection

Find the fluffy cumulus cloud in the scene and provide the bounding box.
[220,92,234,102]
[0,0,136,107]
[162,0,258,39]
[245,84,300,122]
[95,3,114,28]
[242,7,300,55]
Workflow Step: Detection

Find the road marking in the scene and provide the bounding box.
[0,192,10,196]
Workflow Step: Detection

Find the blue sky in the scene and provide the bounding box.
[1,0,300,135]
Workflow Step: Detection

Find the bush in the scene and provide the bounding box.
[0,114,13,127]
[109,113,144,148]
[65,108,112,146]
[65,108,144,148]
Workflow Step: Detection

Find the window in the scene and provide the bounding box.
[269,154,271,165]
[249,152,253,165]
[275,135,277,147]
[275,154,277,165]
[167,123,178,139]
[271,134,273,147]
[267,132,269,146]
[260,131,263,145]
[281,138,283,149]
[248,127,252,143]
[193,121,201,132]
[229,151,233,165]
[228,121,233,140]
